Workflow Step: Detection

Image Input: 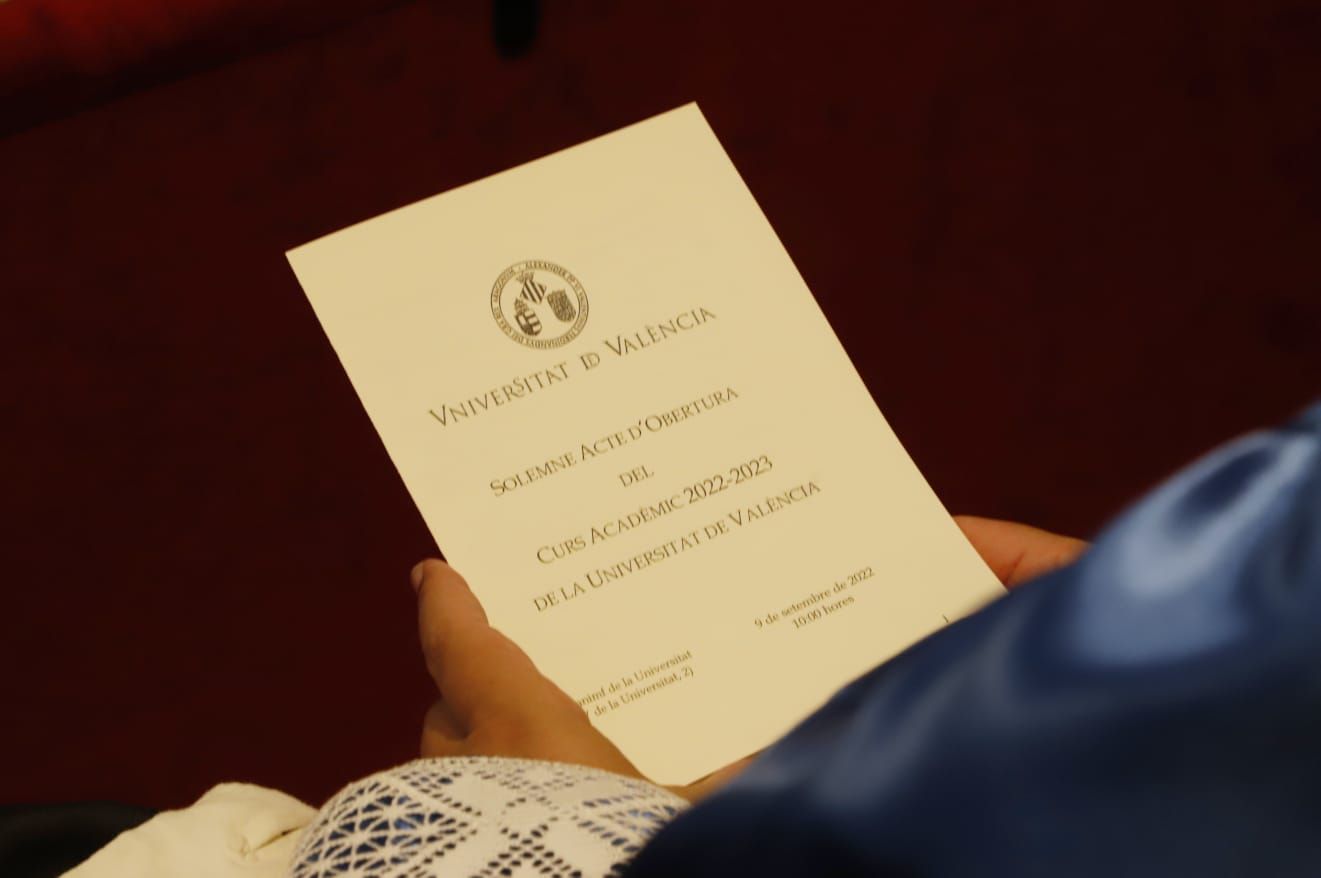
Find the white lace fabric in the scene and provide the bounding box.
[288,757,688,878]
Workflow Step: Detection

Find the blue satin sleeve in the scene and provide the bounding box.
[626,403,1321,877]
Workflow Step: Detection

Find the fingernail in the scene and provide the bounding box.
[410,562,427,592]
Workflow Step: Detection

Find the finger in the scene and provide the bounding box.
[422,697,470,755]
[420,699,465,758]
[413,559,547,728]
[954,515,1088,587]
[667,753,757,803]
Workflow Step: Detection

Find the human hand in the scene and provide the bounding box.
[954,515,1088,587]
[408,518,1078,798]
[411,559,749,802]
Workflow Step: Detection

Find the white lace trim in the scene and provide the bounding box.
[288,757,687,877]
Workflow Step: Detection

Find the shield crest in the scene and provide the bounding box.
[547,289,576,322]
[513,298,542,336]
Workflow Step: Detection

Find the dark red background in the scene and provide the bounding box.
[3,1,1319,808]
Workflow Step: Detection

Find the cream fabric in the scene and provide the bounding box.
[289,757,687,877]
[64,783,316,878]
[62,760,684,878]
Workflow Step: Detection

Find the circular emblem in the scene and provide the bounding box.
[491,260,589,349]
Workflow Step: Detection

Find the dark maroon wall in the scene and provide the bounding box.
[3,1,1319,808]
[0,0,412,136]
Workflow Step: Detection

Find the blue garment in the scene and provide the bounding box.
[627,405,1321,877]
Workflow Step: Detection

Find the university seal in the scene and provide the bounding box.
[491,260,589,349]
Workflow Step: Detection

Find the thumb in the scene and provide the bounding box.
[412,559,543,727]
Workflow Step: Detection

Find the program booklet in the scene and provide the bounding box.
[287,104,1003,784]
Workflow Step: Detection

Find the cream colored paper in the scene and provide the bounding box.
[287,104,1003,784]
